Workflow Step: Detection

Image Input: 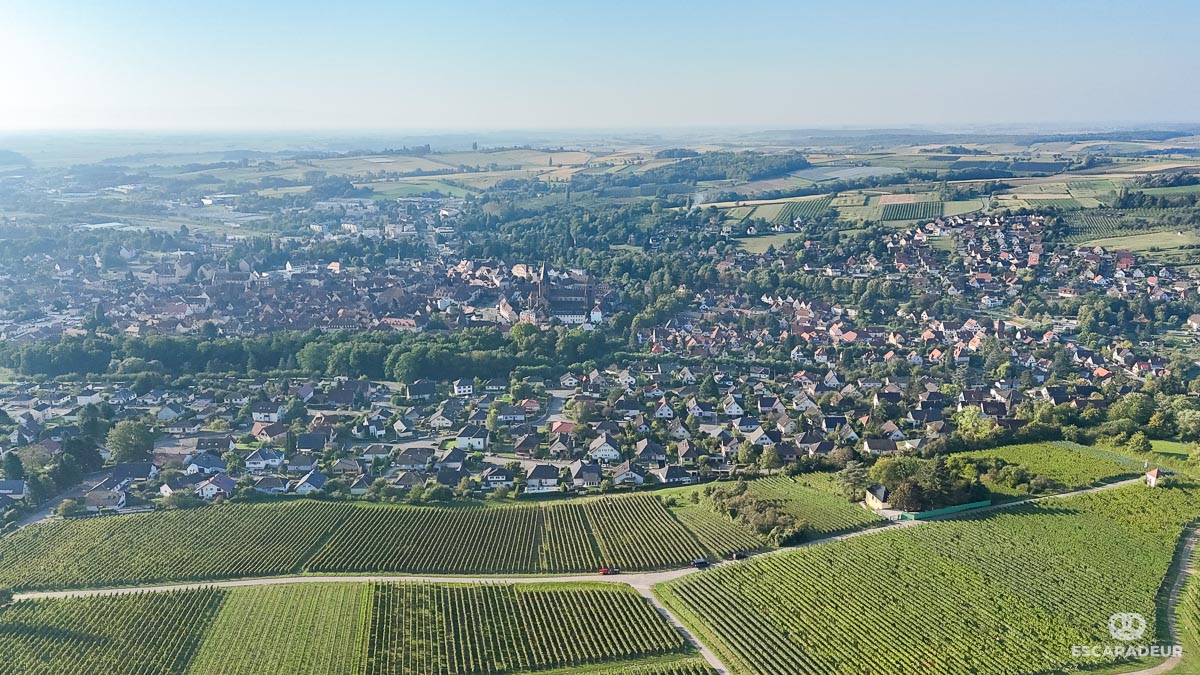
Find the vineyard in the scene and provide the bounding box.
[0,589,225,674]
[188,583,370,675]
[0,500,352,591]
[770,198,833,224]
[745,475,886,537]
[365,583,685,674]
[657,485,1200,675]
[0,494,757,590]
[880,201,942,220]
[956,441,1139,498]
[1023,197,1083,209]
[0,581,705,674]
[1061,209,1179,243]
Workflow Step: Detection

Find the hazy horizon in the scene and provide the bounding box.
[3,0,1199,131]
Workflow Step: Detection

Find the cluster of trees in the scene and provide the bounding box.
[702,479,809,545]
[838,455,1015,513]
[0,324,618,388]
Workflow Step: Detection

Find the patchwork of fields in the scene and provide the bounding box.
[657,485,1200,675]
[0,582,711,675]
[0,495,759,590]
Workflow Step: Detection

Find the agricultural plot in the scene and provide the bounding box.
[188,584,370,675]
[585,496,713,569]
[772,197,834,224]
[0,589,224,674]
[0,501,353,591]
[0,494,751,590]
[880,201,942,221]
[658,485,1200,675]
[366,583,685,674]
[830,194,867,207]
[956,441,1139,498]
[671,505,764,554]
[308,502,545,574]
[1024,197,1084,209]
[745,475,886,537]
[942,198,984,216]
[0,582,698,675]
[1061,209,1181,243]
[747,203,786,223]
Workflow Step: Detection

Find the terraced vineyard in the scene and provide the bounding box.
[0,494,756,590]
[745,475,886,537]
[657,485,1200,675]
[0,582,705,674]
[881,201,942,220]
[0,589,225,674]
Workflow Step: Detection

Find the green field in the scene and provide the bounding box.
[880,201,943,220]
[0,582,707,675]
[956,441,1140,498]
[1061,209,1184,243]
[0,496,757,591]
[744,475,887,537]
[736,233,804,254]
[657,485,1200,675]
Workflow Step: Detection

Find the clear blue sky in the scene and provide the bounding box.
[1,0,1197,130]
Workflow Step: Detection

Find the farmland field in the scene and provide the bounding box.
[880,201,942,220]
[745,475,886,537]
[0,589,225,674]
[737,233,806,254]
[188,583,370,675]
[0,500,353,591]
[657,485,1200,675]
[0,582,703,675]
[1061,209,1184,243]
[0,495,753,590]
[771,197,834,224]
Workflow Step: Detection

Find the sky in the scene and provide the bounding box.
[1,0,1198,131]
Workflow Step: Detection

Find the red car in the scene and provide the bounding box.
[598,567,621,575]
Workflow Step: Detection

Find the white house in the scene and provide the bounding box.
[588,433,621,463]
[195,473,236,500]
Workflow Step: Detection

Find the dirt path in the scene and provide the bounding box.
[1121,525,1199,675]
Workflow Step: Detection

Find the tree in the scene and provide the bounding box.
[2,453,25,480]
[759,446,782,475]
[57,498,84,517]
[890,479,927,512]
[837,461,870,501]
[1127,431,1152,455]
[0,587,11,607]
[106,421,154,463]
[222,451,245,474]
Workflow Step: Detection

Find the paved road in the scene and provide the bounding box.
[9,476,1152,674]
[13,470,108,530]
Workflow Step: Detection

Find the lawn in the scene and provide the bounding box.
[737,232,804,254]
